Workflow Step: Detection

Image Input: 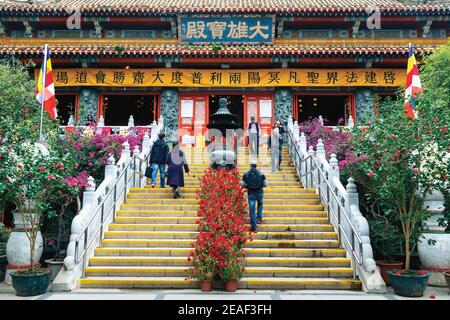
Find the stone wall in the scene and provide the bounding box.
[274,88,293,125]
[160,89,179,141]
[355,89,375,125]
[77,89,99,125]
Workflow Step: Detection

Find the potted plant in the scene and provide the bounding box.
[0,222,10,282]
[43,173,80,282]
[218,246,245,292]
[349,92,449,297]
[10,211,51,296]
[0,143,74,295]
[369,220,404,285]
[193,168,250,293]
[188,232,216,292]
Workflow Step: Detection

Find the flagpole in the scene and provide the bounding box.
[38,44,49,142]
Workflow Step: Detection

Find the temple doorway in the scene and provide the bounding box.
[294,94,352,126]
[208,94,244,129]
[102,94,158,126]
[55,94,77,125]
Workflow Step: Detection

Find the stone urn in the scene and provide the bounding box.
[5,212,43,284]
[207,97,240,169]
[418,190,450,287]
[210,148,236,169]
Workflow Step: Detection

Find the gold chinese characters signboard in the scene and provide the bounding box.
[43,68,406,87]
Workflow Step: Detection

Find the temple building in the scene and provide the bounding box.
[0,0,448,145]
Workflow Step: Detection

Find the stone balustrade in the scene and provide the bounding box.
[286,115,387,293]
[51,116,164,292]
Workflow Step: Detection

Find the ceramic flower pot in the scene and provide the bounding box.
[225,280,238,292]
[200,280,213,292]
[444,272,450,290]
[387,270,430,297]
[11,269,51,297]
[418,232,450,286]
[0,253,7,282]
[376,260,404,285]
[5,212,43,284]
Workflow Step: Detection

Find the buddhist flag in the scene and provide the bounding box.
[36,45,57,120]
[404,43,422,119]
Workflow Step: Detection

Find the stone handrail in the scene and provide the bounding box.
[51,117,164,291]
[286,115,386,293]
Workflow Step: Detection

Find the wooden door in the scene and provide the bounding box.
[179,94,209,147]
[244,94,274,145]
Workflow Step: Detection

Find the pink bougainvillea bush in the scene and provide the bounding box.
[298,117,357,172]
[57,128,145,184]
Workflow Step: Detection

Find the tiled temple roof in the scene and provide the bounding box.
[0,39,442,58]
[1,0,449,15]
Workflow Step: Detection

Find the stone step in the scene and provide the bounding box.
[179,181,299,187]
[180,176,300,181]
[124,198,320,205]
[108,223,334,232]
[79,277,361,290]
[120,203,323,210]
[103,230,338,240]
[116,210,327,217]
[94,247,347,258]
[138,186,314,193]
[88,256,350,267]
[114,216,330,224]
[101,239,340,248]
[126,192,318,199]
[85,266,354,278]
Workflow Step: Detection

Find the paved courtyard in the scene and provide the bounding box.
[0,283,448,300]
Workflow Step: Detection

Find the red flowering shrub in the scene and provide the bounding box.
[188,168,251,281]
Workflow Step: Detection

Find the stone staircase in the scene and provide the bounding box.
[79,146,361,290]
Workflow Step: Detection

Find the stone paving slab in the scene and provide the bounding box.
[0,283,448,300]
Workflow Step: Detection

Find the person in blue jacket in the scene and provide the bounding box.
[148,133,169,188]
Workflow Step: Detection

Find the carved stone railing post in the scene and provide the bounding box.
[96,115,105,134]
[127,115,135,128]
[121,140,130,159]
[315,139,326,196]
[104,154,117,183]
[293,121,300,141]
[328,154,340,183]
[83,176,97,215]
[318,115,324,126]
[344,177,358,246]
[287,116,293,131]
[348,115,355,128]
[142,132,151,154]
[158,116,164,134]
[328,154,340,224]
[345,177,359,210]
[316,139,326,163]
[307,146,315,188]
[151,121,158,140]
[67,115,75,126]
[299,132,307,155]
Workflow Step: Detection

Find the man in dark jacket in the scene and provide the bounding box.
[241,161,268,232]
[149,133,169,188]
